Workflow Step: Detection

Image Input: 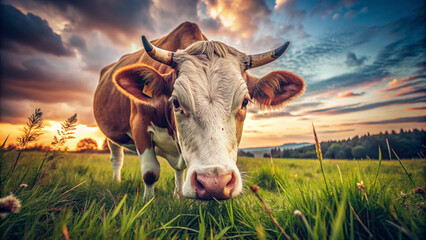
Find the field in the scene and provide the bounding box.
[0,151,425,239]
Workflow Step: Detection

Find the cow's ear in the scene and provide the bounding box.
[246,71,305,107]
[113,64,175,105]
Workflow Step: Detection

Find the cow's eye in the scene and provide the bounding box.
[241,99,249,108]
[172,97,180,109]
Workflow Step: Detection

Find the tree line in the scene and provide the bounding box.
[262,129,425,160]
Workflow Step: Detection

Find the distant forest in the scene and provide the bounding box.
[258,129,426,160]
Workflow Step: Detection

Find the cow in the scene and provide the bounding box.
[93,22,304,200]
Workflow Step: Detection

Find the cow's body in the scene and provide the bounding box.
[94,22,304,200]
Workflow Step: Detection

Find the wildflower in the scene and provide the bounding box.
[357,181,365,193]
[0,194,21,219]
[250,185,259,193]
[410,187,425,194]
[400,191,407,198]
[293,210,303,217]
[19,184,28,188]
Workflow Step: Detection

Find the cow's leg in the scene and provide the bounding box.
[108,140,124,181]
[173,169,185,198]
[137,147,160,200]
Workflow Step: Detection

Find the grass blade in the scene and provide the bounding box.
[392,149,416,188]
[312,123,329,193]
[373,146,382,187]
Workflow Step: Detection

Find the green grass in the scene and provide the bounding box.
[0,151,425,239]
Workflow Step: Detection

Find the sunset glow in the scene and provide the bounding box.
[0,0,425,150]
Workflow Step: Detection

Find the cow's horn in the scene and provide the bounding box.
[141,35,176,67]
[243,41,290,69]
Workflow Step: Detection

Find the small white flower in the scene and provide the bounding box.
[293,210,302,217]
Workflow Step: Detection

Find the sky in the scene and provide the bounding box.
[0,0,425,149]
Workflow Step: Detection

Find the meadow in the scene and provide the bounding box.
[0,150,424,239]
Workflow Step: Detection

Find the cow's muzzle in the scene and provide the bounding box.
[191,171,236,200]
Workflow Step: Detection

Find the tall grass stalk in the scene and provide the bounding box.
[5,109,43,180]
[373,146,382,187]
[312,123,329,193]
[392,149,417,188]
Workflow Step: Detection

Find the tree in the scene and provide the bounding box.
[76,138,98,152]
[102,139,109,153]
[352,145,366,159]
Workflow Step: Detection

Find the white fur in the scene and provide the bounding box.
[108,140,124,181]
[137,148,160,200]
[172,55,247,198]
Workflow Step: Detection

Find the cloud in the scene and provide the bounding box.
[69,35,87,50]
[10,0,154,46]
[0,4,73,56]
[405,106,426,111]
[305,96,426,115]
[284,102,323,112]
[275,0,306,21]
[250,111,294,120]
[318,128,355,134]
[332,13,339,20]
[200,0,271,39]
[337,90,365,98]
[344,10,356,18]
[386,74,425,86]
[345,52,366,66]
[379,78,425,93]
[341,115,426,125]
[305,37,425,96]
[386,87,426,98]
[0,51,95,105]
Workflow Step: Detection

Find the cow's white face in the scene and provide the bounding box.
[172,54,248,199]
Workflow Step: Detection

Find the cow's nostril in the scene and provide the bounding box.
[193,173,204,189]
[226,172,236,189]
[192,171,235,200]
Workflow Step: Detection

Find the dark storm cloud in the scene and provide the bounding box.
[0,51,93,104]
[69,35,87,50]
[345,52,366,67]
[0,4,73,56]
[340,116,426,126]
[305,96,426,115]
[12,0,154,45]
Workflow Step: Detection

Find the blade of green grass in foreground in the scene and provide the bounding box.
[330,192,347,240]
[373,146,382,187]
[392,149,417,188]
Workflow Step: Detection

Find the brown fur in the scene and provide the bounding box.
[93,22,207,152]
[245,71,305,108]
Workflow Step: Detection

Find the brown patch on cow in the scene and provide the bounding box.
[235,107,247,144]
[244,71,305,109]
[143,171,159,185]
[112,63,174,106]
[94,22,205,158]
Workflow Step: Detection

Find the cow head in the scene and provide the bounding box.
[113,36,304,200]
